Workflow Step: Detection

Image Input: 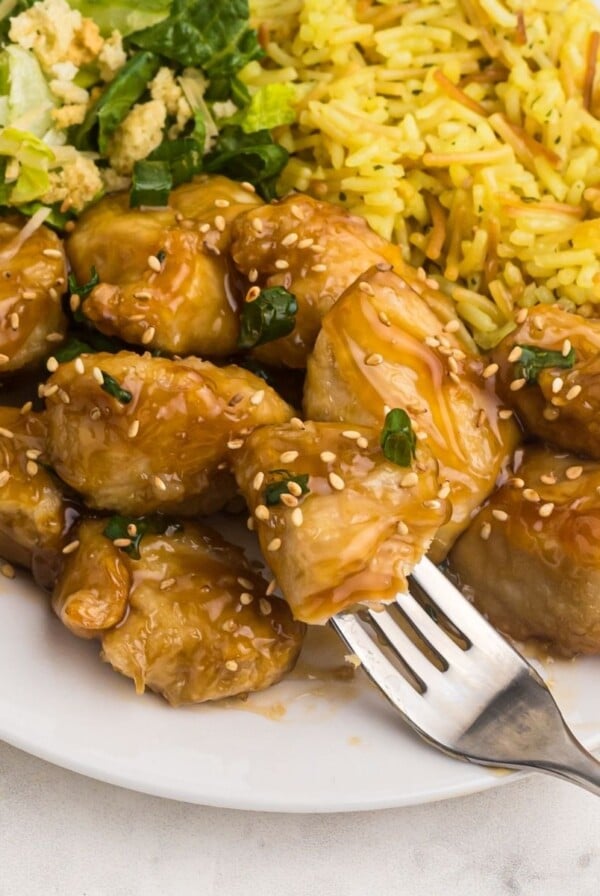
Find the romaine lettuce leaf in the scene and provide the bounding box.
[236,84,296,134]
[67,0,170,36]
[0,45,56,137]
[127,0,263,77]
[0,126,54,203]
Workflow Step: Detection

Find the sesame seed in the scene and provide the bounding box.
[0,427,14,439]
[160,578,176,590]
[438,481,451,499]
[0,471,10,487]
[365,353,383,366]
[423,499,441,509]
[255,504,270,521]
[199,222,211,233]
[320,451,337,464]
[141,327,156,345]
[515,308,528,323]
[247,517,255,531]
[507,346,523,363]
[134,290,153,300]
[252,217,264,233]
[509,378,526,391]
[25,449,41,460]
[267,537,282,552]
[507,476,524,488]
[480,522,491,540]
[126,524,138,536]
[46,332,63,343]
[523,488,540,503]
[237,576,254,590]
[153,475,167,492]
[62,540,80,555]
[498,409,514,420]
[227,438,244,450]
[328,472,345,491]
[26,460,38,477]
[90,407,101,420]
[92,366,103,384]
[483,363,499,379]
[248,268,258,283]
[40,383,59,398]
[74,358,85,374]
[265,579,277,596]
[551,377,564,394]
[356,437,369,449]
[22,289,37,299]
[539,502,554,518]
[0,354,9,365]
[225,660,239,672]
[252,471,265,491]
[42,248,63,259]
[342,430,361,440]
[214,198,230,208]
[378,311,391,327]
[565,384,582,401]
[274,258,289,270]
[250,390,265,406]
[113,538,132,548]
[448,356,459,374]
[287,481,303,497]
[425,336,440,348]
[281,232,298,246]
[245,286,261,305]
[280,493,298,508]
[543,406,560,421]
[444,319,461,333]
[214,215,226,232]
[46,356,59,372]
[291,507,304,527]
[49,287,58,300]
[311,264,327,272]
[289,417,305,430]
[400,472,419,488]
[561,339,572,357]
[359,281,374,295]
[128,419,140,438]
[1,562,15,579]
[449,372,461,385]
[397,521,409,536]
[147,255,162,272]
[9,312,19,329]
[492,509,508,521]
[531,314,543,330]
[20,402,33,415]
[566,465,583,480]
[259,598,272,614]
[240,592,253,605]
[540,473,556,485]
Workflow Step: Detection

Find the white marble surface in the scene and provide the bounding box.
[0,741,598,896]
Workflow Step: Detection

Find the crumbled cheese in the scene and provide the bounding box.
[42,152,103,212]
[51,103,87,128]
[48,79,89,105]
[107,100,167,175]
[9,0,103,72]
[101,167,131,194]
[98,31,127,83]
[150,67,193,138]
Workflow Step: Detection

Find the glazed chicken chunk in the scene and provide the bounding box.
[0,214,67,374]
[304,267,520,559]
[492,305,600,459]
[0,406,69,588]
[232,420,449,624]
[44,351,293,516]
[53,519,305,705]
[66,176,262,357]
[229,193,405,368]
[449,446,600,656]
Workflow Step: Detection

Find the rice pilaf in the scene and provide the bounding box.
[246,0,600,347]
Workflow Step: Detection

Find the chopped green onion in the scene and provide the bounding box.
[515,344,576,383]
[264,471,309,506]
[68,267,99,299]
[100,371,133,404]
[380,408,416,467]
[102,515,181,559]
[238,286,297,349]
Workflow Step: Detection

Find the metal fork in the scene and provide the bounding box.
[331,558,600,796]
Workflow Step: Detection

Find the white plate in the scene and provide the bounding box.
[1,518,599,812]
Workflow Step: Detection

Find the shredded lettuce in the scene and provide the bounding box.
[67,1,170,37]
[236,84,296,134]
[0,45,56,136]
[0,126,54,203]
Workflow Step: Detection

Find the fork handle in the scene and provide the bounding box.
[534,737,600,796]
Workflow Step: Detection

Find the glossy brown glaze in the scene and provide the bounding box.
[493,305,600,458]
[44,351,293,515]
[0,214,67,374]
[66,176,262,357]
[0,406,69,587]
[304,268,520,559]
[230,193,406,368]
[449,445,600,656]
[53,519,305,705]
[232,420,449,624]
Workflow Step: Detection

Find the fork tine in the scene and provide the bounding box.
[331,612,426,718]
[395,588,472,669]
[365,607,443,687]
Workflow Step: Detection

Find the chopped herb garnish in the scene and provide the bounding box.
[54,337,95,363]
[515,344,576,383]
[380,408,416,467]
[68,266,99,299]
[102,515,181,559]
[264,470,309,505]
[238,286,297,349]
[100,371,133,404]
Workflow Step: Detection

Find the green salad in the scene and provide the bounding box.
[0,0,295,223]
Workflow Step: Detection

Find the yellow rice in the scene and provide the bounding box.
[246,0,600,346]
